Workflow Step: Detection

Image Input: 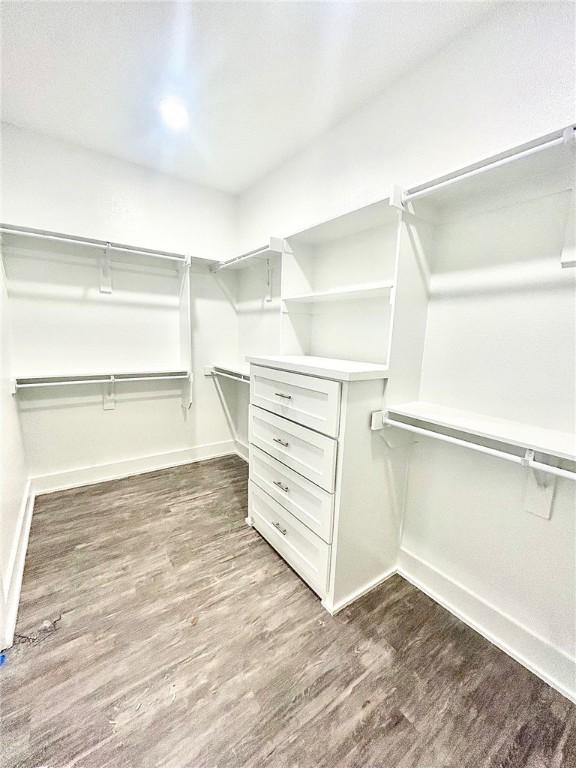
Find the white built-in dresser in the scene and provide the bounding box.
[246,354,396,614]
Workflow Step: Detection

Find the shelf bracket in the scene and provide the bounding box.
[389,185,406,211]
[100,243,113,294]
[563,126,576,146]
[522,448,556,520]
[265,258,272,303]
[103,376,115,410]
[182,372,193,410]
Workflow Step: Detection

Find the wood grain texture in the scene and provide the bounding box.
[1,455,575,768]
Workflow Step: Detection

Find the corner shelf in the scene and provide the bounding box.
[283,281,394,305]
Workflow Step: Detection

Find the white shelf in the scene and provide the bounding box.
[212,237,283,271]
[211,362,251,383]
[246,355,389,382]
[283,281,393,305]
[14,370,190,390]
[286,198,397,245]
[0,223,213,266]
[387,401,576,462]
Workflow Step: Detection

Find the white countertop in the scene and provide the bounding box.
[246,355,389,382]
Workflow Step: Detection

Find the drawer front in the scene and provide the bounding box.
[250,406,337,492]
[249,482,330,597]
[250,365,341,437]
[249,445,334,543]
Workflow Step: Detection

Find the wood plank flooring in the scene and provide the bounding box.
[2,455,575,768]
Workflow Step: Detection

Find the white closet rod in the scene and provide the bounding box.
[15,373,190,389]
[383,418,576,481]
[0,224,196,264]
[404,127,574,202]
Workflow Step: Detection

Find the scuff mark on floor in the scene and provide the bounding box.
[13,614,62,645]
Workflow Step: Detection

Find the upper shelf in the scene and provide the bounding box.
[405,127,575,213]
[283,281,394,305]
[386,401,576,462]
[0,223,215,267]
[212,237,284,271]
[286,198,398,246]
[246,355,389,382]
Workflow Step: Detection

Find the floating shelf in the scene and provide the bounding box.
[386,401,576,463]
[212,237,284,272]
[283,281,394,305]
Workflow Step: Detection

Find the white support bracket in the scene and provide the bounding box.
[389,185,406,211]
[560,188,575,269]
[265,258,272,303]
[182,372,193,410]
[522,449,557,520]
[103,376,115,410]
[100,243,113,294]
[563,126,576,146]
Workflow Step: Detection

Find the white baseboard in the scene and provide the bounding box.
[398,548,576,705]
[322,567,397,615]
[235,439,249,462]
[31,440,238,495]
[1,480,35,650]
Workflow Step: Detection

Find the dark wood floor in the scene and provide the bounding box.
[2,455,575,768]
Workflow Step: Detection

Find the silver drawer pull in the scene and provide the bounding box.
[273,480,289,493]
[273,437,289,447]
[272,521,287,535]
[275,392,292,399]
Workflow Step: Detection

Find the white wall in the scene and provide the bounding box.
[235,1,576,700]
[0,260,29,647]
[238,2,575,249]
[1,124,241,487]
[1,123,236,260]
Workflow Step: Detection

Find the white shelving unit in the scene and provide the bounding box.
[281,200,399,364]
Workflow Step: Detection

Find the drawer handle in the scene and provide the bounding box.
[272,521,287,535]
[273,437,289,447]
[273,480,289,493]
[275,392,292,400]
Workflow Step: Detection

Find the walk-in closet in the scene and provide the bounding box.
[1,2,575,766]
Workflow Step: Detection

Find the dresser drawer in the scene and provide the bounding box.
[249,445,335,543]
[249,482,330,597]
[250,406,337,492]
[250,365,341,437]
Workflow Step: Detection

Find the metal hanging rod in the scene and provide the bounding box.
[212,369,250,384]
[383,417,576,481]
[404,126,576,203]
[0,223,214,266]
[14,371,191,390]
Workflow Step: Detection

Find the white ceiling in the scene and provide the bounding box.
[1,1,496,194]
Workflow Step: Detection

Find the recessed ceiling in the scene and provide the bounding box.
[1,1,496,194]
